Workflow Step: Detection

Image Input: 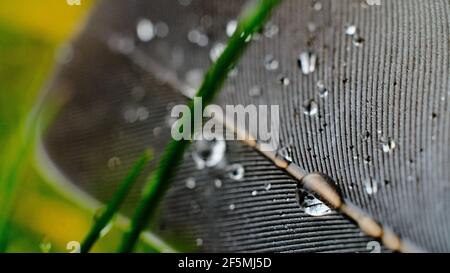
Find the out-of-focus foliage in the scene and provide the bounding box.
[0,0,145,253]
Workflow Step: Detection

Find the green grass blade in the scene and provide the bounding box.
[80,150,153,253]
[118,0,282,253]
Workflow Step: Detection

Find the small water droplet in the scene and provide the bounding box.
[124,106,149,123]
[345,25,357,36]
[364,179,378,195]
[196,238,203,247]
[108,35,135,54]
[39,238,52,253]
[229,203,236,210]
[264,22,279,38]
[188,28,209,47]
[277,146,293,162]
[352,35,365,47]
[186,177,196,189]
[178,0,192,6]
[297,51,317,75]
[136,18,155,42]
[303,100,318,116]
[312,1,323,11]
[192,135,226,169]
[317,80,329,98]
[155,21,169,38]
[214,179,222,188]
[307,22,317,32]
[380,138,396,153]
[264,55,279,71]
[108,156,121,170]
[249,85,262,97]
[295,183,332,217]
[226,20,238,37]
[209,42,225,62]
[251,190,258,196]
[265,183,272,191]
[278,76,290,86]
[227,164,245,180]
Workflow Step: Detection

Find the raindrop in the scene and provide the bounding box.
[192,135,226,169]
[317,80,329,98]
[297,51,317,75]
[265,183,272,191]
[186,177,196,189]
[229,203,236,211]
[303,100,318,116]
[264,55,279,71]
[249,85,262,97]
[364,179,378,195]
[226,20,238,37]
[136,18,155,42]
[380,138,396,153]
[227,164,245,181]
[251,190,258,196]
[209,42,225,62]
[295,183,332,217]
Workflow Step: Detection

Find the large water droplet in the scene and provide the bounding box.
[380,138,396,153]
[364,179,378,195]
[226,20,238,37]
[192,135,226,170]
[136,18,155,42]
[295,183,332,217]
[297,51,317,75]
[303,100,318,116]
[227,164,245,180]
[264,55,279,71]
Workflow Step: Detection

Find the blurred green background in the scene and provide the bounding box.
[0,0,168,253]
